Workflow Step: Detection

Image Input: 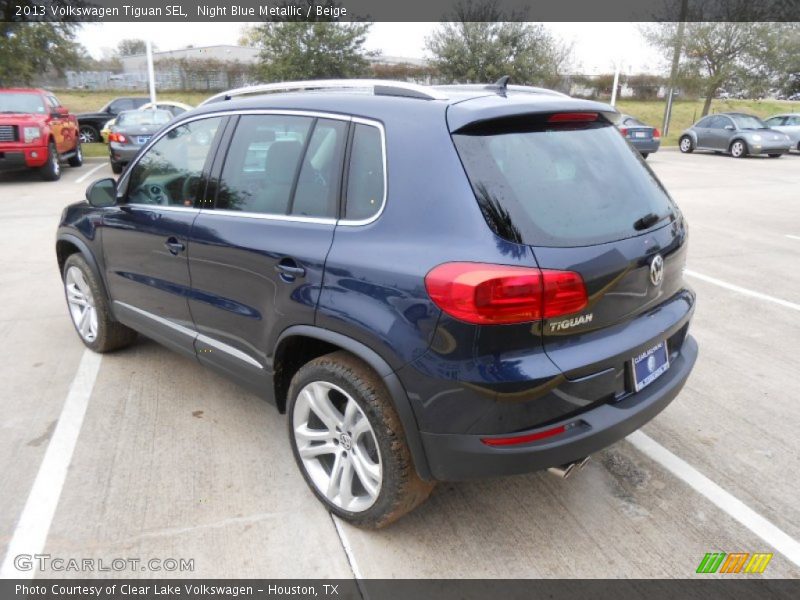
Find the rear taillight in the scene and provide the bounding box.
[109,133,127,143]
[653,128,661,139]
[620,127,629,137]
[424,262,587,325]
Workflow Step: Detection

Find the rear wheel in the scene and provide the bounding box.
[640,153,649,159]
[63,254,137,353]
[79,125,99,144]
[679,136,693,153]
[68,142,83,167]
[287,351,434,528]
[39,142,61,181]
[730,139,748,158]
[110,160,123,175]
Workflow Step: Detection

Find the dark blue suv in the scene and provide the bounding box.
[56,79,698,527]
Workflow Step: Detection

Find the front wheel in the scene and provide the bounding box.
[39,142,61,181]
[287,351,434,528]
[63,254,137,352]
[110,161,123,175]
[767,153,782,158]
[679,136,694,153]
[730,140,748,158]
[641,152,649,159]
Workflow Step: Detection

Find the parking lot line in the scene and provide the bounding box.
[73,162,107,185]
[0,350,102,579]
[332,515,363,579]
[684,269,800,312]
[628,431,800,568]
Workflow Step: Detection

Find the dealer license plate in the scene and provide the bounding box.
[632,341,670,392]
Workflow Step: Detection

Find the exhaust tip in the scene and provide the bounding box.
[547,456,591,479]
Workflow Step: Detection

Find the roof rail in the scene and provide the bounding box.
[200,79,449,105]
[436,83,569,98]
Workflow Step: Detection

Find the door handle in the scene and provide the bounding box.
[164,237,185,255]
[275,258,306,281]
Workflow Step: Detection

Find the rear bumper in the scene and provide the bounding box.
[0,145,49,169]
[630,139,661,154]
[109,143,142,164]
[420,335,698,481]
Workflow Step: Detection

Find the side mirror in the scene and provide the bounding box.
[86,178,118,208]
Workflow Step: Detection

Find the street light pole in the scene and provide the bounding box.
[146,39,157,106]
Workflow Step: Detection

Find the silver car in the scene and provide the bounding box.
[679,112,792,158]
[763,113,800,153]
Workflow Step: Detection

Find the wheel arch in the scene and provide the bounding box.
[56,234,111,304]
[273,325,433,480]
[729,137,749,153]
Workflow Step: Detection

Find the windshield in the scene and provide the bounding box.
[0,93,47,115]
[452,119,677,247]
[731,115,767,129]
[116,110,172,127]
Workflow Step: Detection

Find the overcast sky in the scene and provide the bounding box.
[79,22,665,75]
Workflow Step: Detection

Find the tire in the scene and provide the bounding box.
[39,142,61,181]
[62,254,137,353]
[287,351,434,528]
[110,161,123,175]
[68,142,83,167]
[79,125,99,144]
[641,153,649,159]
[767,154,782,158]
[679,136,694,153]
[730,139,748,158]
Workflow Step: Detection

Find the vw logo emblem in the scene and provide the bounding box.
[650,255,664,286]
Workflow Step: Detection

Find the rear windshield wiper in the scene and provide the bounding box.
[633,212,668,231]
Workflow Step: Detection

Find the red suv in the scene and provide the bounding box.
[0,88,83,180]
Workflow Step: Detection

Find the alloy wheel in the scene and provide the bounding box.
[292,381,382,512]
[79,128,97,144]
[65,266,98,342]
[731,141,745,157]
[680,137,692,152]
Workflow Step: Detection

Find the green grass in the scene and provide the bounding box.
[56,90,800,148]
[81,144,108,158]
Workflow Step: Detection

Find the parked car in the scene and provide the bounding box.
[77,96,148,143]
[56,79,697,527]
[763,113,800,152]
[101,101,193,143]
[617,114,661,158]
[679,112,792,158]
[108,109,173,174]
[0,88,82,180]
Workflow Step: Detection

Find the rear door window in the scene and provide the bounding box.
[452,117,677,247]
[344,123,385,221]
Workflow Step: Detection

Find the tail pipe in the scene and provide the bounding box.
[547,456,591,479]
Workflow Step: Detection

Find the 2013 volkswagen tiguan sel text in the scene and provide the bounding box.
[56,79,698,527]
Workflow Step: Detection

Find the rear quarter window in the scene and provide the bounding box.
[344,123,385,221]
[452,118,677,247]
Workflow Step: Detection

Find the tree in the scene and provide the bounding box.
[116,39,150,57]
[244,1,372,81]
[424,0,572,87]
[0,22,84,86]
[644,21,781,115]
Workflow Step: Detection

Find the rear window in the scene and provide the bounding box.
[452,118,677,247]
